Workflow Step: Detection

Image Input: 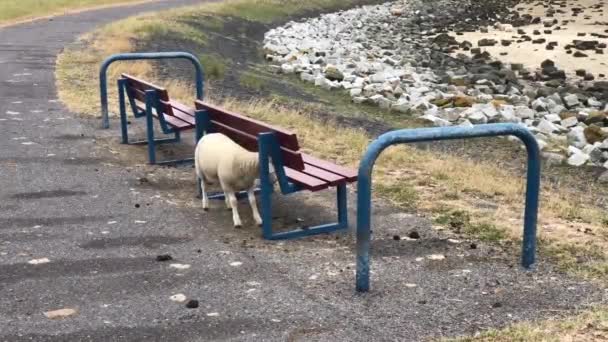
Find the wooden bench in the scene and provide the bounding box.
[194,100,358,240]
[117,73,197,164]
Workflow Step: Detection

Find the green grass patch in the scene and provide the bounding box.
[201,0,370,23]
[0,0,145,25]
[239,71,268,91]
[375,182,419,210]
[435,210,506,242]
[199,54,229,80]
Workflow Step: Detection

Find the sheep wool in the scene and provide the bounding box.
[195,133,266,228]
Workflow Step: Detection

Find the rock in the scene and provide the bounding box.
[574,51,588,58]
[280,64,295,74]
[561,116,579,128]
[562,94,580,108]
[567,152,590,166]
[587,98,602,108]
[453,96,475,107]
[392,101,411,113]
[390,7,404,16]
[544,114,561,123]
[478,39,498,47]
[408,231,421,239]
[185,300,199,309]
[515,106,535,119]
[537,119,559,134]
[576,69,587,77]
[300,72,315,83]
[420,114,451,127]
[599,171,608,183]
[584,125,608,144]
[156,254,173,262]
[574,40,598,50]
[543,152,565,166]
[541,59,555,69]
[467,110,488,124]
[324,65,344,81]
[584,112,607,125]
[568,126,588,148]
[350,88,362,97]
[170,294,187,303]
[44,308,77,320]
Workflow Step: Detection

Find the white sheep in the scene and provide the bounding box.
[195,132,274,228]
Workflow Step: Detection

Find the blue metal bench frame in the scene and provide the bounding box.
[117,82,195,165]
[100,52,204,129]
[355,123,541,292]
[194,110,349,240]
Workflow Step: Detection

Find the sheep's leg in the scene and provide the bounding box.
[224,194,232,211]
[226,192,242,228]
[247,187,263,227]
[200,176,209,211]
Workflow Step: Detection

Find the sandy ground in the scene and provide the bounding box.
[454,0,608,78]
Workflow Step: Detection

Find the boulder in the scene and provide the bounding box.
[324,65,344,81]
[584,112,607,125]
[584,125,608,144]
[561,116,579,128]
[562,93,580,108]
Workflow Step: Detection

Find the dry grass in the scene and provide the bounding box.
[445,307,608,342]
[0,0,154,26]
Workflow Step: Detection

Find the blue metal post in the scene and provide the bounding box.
[356,123,541,292]
[117,78,129,144]
[144,90,157,165]
[258,133,274,239]
[337,183,348,228]
[100,52,205,129]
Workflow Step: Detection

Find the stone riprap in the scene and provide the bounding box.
[263,0,608,172]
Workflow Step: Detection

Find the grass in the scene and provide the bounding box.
[0,0,150,26]
[200,54,229,80]
[444,307,608,341]
[240,71,269,91]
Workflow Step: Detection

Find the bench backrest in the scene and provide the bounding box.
[121,73,175,116]
[195,100,305,170]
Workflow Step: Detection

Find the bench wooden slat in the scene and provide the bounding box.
[169,100,196,117]
[284,167,329,191]
[301,164,346,185]
[122,74,170,101]
[302,154,358,181]
[159,100,195,126]
[135,104,193,130]
[196,101,300,151]
[209,120,305,170]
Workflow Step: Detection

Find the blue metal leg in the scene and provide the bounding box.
[337,183,348,228]
[145,110,156,165]
[118,79,129,144]
[260,176,274,240]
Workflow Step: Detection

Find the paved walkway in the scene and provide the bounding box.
[0,2,604,341]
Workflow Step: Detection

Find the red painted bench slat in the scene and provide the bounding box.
[302,154,358,181]
[301,164,345,185]
[135,104,192,130]
[284,167,329,192]
[209,119,306,170]
[195,101,300,151]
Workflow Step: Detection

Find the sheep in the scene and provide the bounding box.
[195,132,274,228]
